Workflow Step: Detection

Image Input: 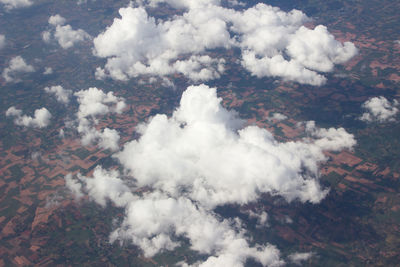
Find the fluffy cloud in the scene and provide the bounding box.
[287,25,357,72]
[69,167,134,207]
[117,85,356,207]
[66,84,356,266]
[48,14,66,26]
[0,34,5,49]
[6,106,51,128]
[305,121,356,151]
[288,252,314,265]
[93,2,356,85]
[74,87,126,119]
[0,0,32,10]
[360,96,399,122]
[44,85,72,104]
[93,6,228,81]
[78,126,121,151]
[73,87,126,151]
[44,14,90,49]
[67,169,284,267]
[268,112,287,121]
[54,24,90,49]
[2,56,34,83]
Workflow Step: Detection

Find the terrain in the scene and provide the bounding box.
[0,0,399,266]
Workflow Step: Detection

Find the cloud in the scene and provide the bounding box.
[93,2,356,85]
[77,0,96,5]
[268,112,287,121]
[67,169,284,267]
[287,25,357,72]
[2,56,34,83]
[226,0,245,7]
[147,0,221,9]
[6,106,51,128]
[5,106,22,117]
[59,128,65,138]
[44,85,72,104]
[43,67,53,75]
[93,6,230,81]
[48,14,66,26]
[0,0,32,10]
[241,51,327,86]
[44,14,90,49]
[304,120,356,151]
[31,151,41,161]
[41,31,51,43]
[54,24,90,49]
[78,126,121,151]
[74,87,126,119]
[288,252,314,265]
[360,96,399,122]
[247,210,269,228]
[66,84,356,266]
[70,167,134,207]
[73,87,126,151]
[0,34,5,49]
[116,84,356,207]
[65,173,84,200]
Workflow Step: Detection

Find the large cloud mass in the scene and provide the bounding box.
[93,2,357,85]
[66,84,356,266]
[117,84,355,206]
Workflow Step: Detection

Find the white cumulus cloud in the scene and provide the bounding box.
[73,87,126,151]
[48,14,66,26]
[65,84,356,266]
[74,87,126,119]
[360,96,399,123]
[0,0,32,10]
[67,169,284,267]
[93,2,356,85]
[44,14,90,49]
[268,112,287,121]
[305,120,356,151]
[116,85,355,207]
[44,85,72,104]
[6,106,51,128]
[2,56,34,83]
